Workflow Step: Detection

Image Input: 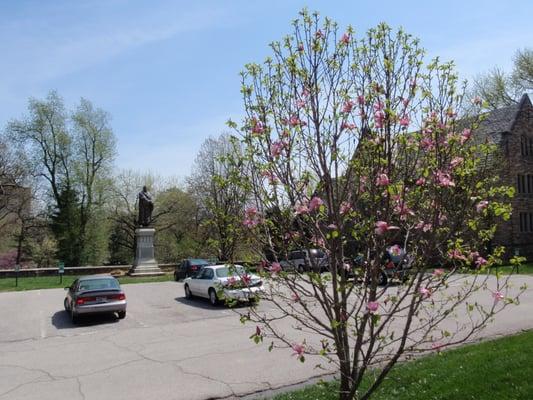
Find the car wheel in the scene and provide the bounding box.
[117,311,126,319]
[174,271,179,281]
[184,284,193,299]
[64,298,69,311]
[378,271,388,286]
[297,264,305,274]
[208,289,218,306]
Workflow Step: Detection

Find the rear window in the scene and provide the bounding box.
[215,266,246,278]
[78,278,120,291]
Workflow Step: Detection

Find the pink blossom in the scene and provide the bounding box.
[327,223,338,230]
[340,201,352,215]
[270,140,286,158]
[431,342,443,352]
[435,170,455,187]
[366,301,379,314]
[251,119,265,135]
[297,43,304,52]
[341,121,356,130]
[243,207,261,228]
[294,203,310,215]
[357,95,366,105]
[342,100,354,113]
[374,111,385,129]
[471,96,483,106]
[289,115,306,127]
[415,221,432,232]
[291,293,300,302]
[376,173,390,186]
[340,32,350,44]
[433,268,445,277]
[450,157,464,168]
[492,291,504,303]
[311,235,325,247]
[373,101,384,111]
[475,256,488,268]
[399,115,410,128]
[416,177,426,186]
[394,203,415,220]
[295,99,306,108]
[419,287,432,299]
[460,128,472,144]
[241,274,252,286]
[309,196,324,212]
[448,249,467,261]
[315,30,324,38]
[256,325,261,336]
[375,221,400,235]
[389,244,402,256]
[292,343,305,358]
[261,170,279,185]
[402,98,409,107]
[269,262,282,274]
[420,137,434,150]
[476,200,489,213]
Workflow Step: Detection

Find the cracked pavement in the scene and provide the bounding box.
[0,278,532,400]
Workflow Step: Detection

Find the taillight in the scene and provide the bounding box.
[76,296,95,305]
[118,293,126,300]
[108,293,126,300]
[191,265,198,271]
[76,298,85,305]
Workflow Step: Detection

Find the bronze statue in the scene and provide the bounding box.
[138,186,154,227]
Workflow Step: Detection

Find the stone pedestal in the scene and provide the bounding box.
[129,228,164,276]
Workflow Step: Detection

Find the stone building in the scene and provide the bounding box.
[479,94,533,259]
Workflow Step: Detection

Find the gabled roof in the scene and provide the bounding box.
[476,94,532,136]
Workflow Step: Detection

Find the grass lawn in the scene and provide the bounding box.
[486,263,533,275]
[0,273,174,292]
[271,330,533,400]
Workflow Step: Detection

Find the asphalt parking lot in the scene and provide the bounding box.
[0,277,532,400]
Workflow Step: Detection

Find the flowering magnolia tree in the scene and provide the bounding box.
[227,11,524,400]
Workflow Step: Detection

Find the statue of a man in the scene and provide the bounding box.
[138,186,154,227]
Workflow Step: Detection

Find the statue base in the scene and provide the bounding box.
[129,228,164,276]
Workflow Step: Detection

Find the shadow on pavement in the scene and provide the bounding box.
[174,297,251,310]
[51,310,120,329]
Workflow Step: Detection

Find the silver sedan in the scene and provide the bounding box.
[64,275,127,323]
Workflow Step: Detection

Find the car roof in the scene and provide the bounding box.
[77,274,118,281]
[188,259,210,264]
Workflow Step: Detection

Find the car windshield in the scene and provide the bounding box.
[78,278,120,291]
[215,266,246,278]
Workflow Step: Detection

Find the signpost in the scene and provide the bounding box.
[58,261,65,284]
[15,264,20,287]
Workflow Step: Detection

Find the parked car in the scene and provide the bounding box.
[183,264,264,306]
[63,275,127,323]
[287,249,329,273]
[174,258,212,281]
[352,246,413,286]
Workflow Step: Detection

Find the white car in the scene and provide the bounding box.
[183,264,263,306]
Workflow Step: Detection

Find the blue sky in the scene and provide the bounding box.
[1,0,532,179]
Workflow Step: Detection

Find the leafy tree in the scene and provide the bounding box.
[473,48,533,109]
[5,91,116,266]
[189,134,250,261]
[230,11,523,400]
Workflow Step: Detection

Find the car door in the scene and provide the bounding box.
[196,268,214,298]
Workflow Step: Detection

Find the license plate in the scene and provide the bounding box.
[96,297,107,303]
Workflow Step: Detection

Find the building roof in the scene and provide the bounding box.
[476,93,532,137]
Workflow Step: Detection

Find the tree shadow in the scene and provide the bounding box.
[51,310,120,329]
